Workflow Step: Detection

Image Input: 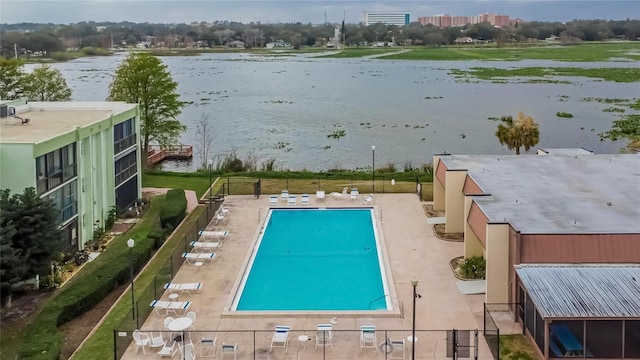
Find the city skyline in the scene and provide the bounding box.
[1,0,637,25]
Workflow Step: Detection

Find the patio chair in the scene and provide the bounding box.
[132,329,150,354]
[363,194,374,204]
[186,311,197,332]
[280,189,289,202]
[179,339,196,360]
[164,282,203,297]
[198,230,229,241]
[315,324,333,350]
[388,339,406,359]
[148,331,166,349]
[150,300,191,316]
[182,252,216,265]
[221,342,238,359]
[301,194,310,206]
[270,325,291,352]
[288,194,297,206]
[316,190,325,201]
[269,195,279,206]
[164,316,179,340]
[360,325,377,350]
[190,241,222,252]
[350,187,360,200]
[200,336,217,358]
[158,340,178,358]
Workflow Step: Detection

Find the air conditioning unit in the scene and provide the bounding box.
[8,106,15,116]
[0,104,7,118]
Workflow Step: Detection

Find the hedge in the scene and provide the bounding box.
[159,189,187,229]
[19,198,164,359]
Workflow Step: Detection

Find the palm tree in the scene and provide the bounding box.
[495,112,540,155]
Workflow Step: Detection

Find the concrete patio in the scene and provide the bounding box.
[121,193,502,359]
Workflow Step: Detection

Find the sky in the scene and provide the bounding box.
[1,0,638,25]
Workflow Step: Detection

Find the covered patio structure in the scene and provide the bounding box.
[515,264,640,359]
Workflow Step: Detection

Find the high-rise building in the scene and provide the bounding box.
[364,12,411,26]
[418,13,511,28]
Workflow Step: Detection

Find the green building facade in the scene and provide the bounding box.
[0,100,141,252]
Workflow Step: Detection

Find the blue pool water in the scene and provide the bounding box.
[234,208,388,311]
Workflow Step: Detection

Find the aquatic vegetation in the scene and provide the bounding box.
[602,107,626,113]
[327,130,346,139]
[556,112,574,118]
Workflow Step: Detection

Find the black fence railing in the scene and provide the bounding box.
[483,303,523,360]
[114,328,481,359]
[112,200,221,359]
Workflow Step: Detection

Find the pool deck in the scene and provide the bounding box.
[123,194,497,359]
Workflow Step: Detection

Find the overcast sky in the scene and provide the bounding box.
[1,0,638,25]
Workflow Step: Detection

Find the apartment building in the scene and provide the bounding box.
[418,13,510,28]
[0,100,141,252]
[364,12,411,26]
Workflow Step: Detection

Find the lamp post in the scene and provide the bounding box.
[208,158,213,202]
[410,277,421,360]
[127,238,135,321]
[371,145,375,193]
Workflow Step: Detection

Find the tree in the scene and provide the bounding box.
[24,65,72,101]
[495,112,540,155]
[107,53,185,160]
[193,113,215,169]
[599,113,640,151]
[0,58,26,100]
[1,188,61,308]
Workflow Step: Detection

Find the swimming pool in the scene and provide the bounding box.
[231,208,391,311]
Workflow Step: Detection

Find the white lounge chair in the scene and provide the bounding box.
[158,340,178,358]
[221,342,238,359]
[198,230,229,242]
[148,332,166,349]
[280,190,289,202]
[301,194,310,206]
[190,241,222,252]
[388,339,406,359]
[316,190,325,201]
[363,193,374,204]
[200,336,217,358]
[360,326,377,350]
[164,282,202,297]
[330,187,348,200]
[132,330,150,354]
[350,187,360,200]
[182,252,215,265]
[288,194,297,206]
[269,195,279,206]
[270,325,290,352]
[150,300,191,316]
[316,324,333,350]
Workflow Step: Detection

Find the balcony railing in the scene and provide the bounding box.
[114,134,137,155]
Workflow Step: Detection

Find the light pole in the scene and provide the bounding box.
[208,159,213,202]
[127,238,135,321]
[410,277,421,360]
[371,145,375,193]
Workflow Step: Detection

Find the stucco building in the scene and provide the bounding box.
[0,100,141,252]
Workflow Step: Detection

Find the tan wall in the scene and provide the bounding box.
[444,170,467,233]
[464,196,485,258]
[508,226,521,304]
[433,155,446,210]
[485,223,510,304]
[521,233,640,263]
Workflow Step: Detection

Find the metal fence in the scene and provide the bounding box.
[216,176,432,201]
[112,200,221,359]
[483,303,501,360]
[114,329,482,359]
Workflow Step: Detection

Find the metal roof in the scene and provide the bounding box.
[439,153,640,234]
[515,264,640,318]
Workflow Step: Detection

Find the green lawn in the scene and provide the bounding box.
[500,334,539,360]
[323,42,640,62]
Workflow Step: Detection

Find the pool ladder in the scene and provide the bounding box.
[368,295,403,318]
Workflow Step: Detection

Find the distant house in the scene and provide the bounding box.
[266,41,290,49]
[227,40,245,48]
[454,37,473,44]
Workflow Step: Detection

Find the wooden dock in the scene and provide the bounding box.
[147,145,193,165]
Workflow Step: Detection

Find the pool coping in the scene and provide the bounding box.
[222,206,401,318]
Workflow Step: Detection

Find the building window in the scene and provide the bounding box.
[115,150,137,187]
[48,179,78,223]
[36,144,77,194]
[114,118,136,154]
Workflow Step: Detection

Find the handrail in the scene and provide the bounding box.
[368,294,403,318]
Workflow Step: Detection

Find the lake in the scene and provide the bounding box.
[42,51,638,171]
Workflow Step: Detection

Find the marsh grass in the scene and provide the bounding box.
[450,67,640,83]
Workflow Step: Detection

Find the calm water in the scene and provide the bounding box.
[234,209,386,311]
[41,52,638,170]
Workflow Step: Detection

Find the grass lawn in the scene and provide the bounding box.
[142,173,211,198]
[500,334,539,360]
[450,66,640,83]
[72,199,205,359]
[324,42,640,62]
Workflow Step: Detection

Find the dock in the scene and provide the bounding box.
[147,144,193,165]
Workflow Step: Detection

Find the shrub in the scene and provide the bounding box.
[556,111,574,118]
[460,256,486,279]
[159,189,187,229]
